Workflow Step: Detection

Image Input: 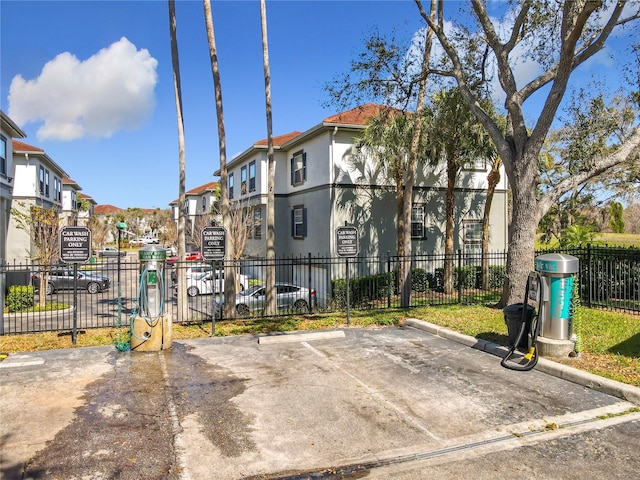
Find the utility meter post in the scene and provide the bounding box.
[131,245,172,351]
[534,253,579,358]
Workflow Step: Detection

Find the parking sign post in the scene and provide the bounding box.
[335,226,359,325]
[201,226,226,335]
[59,226,91,345]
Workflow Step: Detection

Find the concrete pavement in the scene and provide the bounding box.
[1,319,639,479]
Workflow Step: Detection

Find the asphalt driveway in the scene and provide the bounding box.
[1,320,639,479]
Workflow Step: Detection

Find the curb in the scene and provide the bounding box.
[404,318,640,406]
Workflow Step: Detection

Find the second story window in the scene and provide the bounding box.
[229,173,234,199]
[249,161,256,192]
[291,151,306,186]
[411,204,425,239]
[241,165,247,194]
[71,190,77,210]
[39,166,45,194]
[0,135,6,176]
[44,170,50,197]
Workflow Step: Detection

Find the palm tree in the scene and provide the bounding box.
[260,0,276,315]
[203,0,236,318]
[425,88,495,295]
[168,0,188,322]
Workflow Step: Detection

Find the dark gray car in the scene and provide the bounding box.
[32,267,111,294]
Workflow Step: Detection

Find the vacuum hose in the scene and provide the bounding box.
[130,265,165,343]
[500,272,541,372]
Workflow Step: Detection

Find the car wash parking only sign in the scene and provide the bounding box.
[59,226,92,263]
[201,226,226,261]
[336,226,359,257]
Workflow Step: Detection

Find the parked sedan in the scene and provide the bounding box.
[98,247,126,258]
[185,270,249,297]
[216,282,316,316]
[32,267,111,294]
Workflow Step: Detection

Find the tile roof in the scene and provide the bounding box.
[186,181,218,195]
[63,178,82,189]
[94,204,124,215]
[323,103,390,126]
[254,131,303,147]
[78,193,97,204]
[11,140,44,153]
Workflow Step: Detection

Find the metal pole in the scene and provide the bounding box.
[211,259,216,336]
[346,257,350,326]
[117,229,122,294]
[72,263,78,345]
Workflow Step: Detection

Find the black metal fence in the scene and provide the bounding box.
[1,245,638,334]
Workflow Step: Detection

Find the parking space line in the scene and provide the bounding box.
[301,341,442,442]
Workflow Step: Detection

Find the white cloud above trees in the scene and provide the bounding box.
[8,37,158,141]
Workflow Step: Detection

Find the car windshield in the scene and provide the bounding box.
[240,284,264,297]
[195,271,211,281]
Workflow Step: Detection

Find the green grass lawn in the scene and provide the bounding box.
[0,305,638,386]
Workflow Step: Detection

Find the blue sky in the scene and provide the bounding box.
[1,0,424,209]
[1,1,635,210]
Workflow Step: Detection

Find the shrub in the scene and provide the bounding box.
[411,268,429,293]
[6,285,35,312]
[331,271,396,308]
[488,265,505,289]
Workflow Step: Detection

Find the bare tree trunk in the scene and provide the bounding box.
[168,0,188,323]
[444,158,456,295]
[204,0,236,317]
[400,0,436,307]
[260,0,276,315]
[482,161,500,290]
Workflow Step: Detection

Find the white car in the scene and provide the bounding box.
[215,283,317,316]
[186,270,249,297]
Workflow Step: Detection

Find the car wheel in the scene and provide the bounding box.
[236,304,250,316]
[187,286,199,297]
[87,282,100,294]
[46,283,55,295]
[293,299,309,313]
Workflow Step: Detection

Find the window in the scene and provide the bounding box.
[463,158,487,171]
[411,204,425,238]
[241,165,247,194]
[290,151,306,186]
[291,205,307,239]
[45,170,50,196]
[39,167,45,194]
[253,207,262,239]
[463,220,483,263]
[71,190,77,210]
[249,161,256,192]
[0,135,6,176]
[228,173,234,199]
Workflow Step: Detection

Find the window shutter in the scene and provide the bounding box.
[302,153,307,181]
[303,207,307,237]
[290,157,294,185]
[291,209,294,237]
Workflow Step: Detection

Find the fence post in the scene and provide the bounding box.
[308,252,312,311]
[586,243,592,308]
[457,249,462,304]
[386,251,391,308]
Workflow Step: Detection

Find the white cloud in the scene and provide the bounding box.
[8,37,158,141]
